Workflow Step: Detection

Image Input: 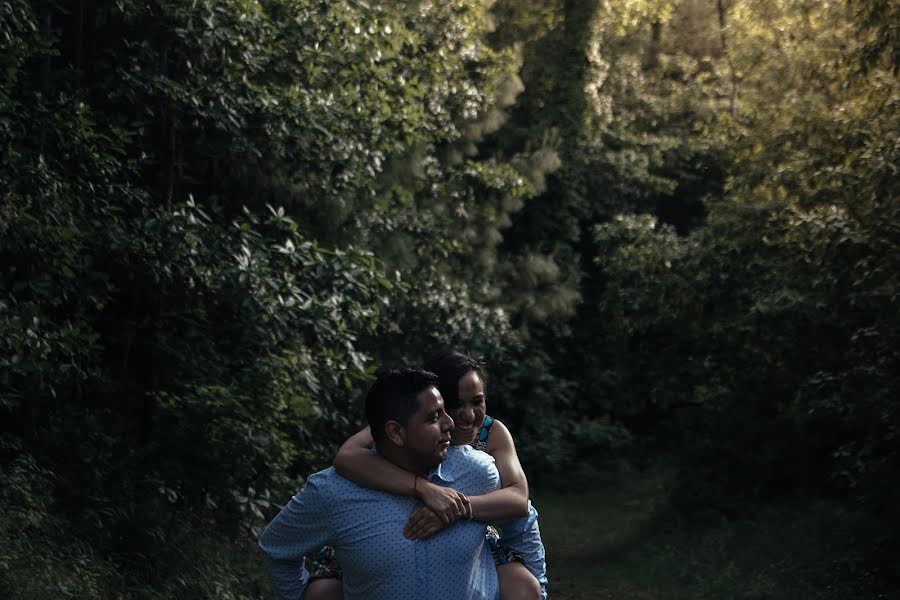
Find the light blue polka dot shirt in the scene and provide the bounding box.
[259,445,502,600]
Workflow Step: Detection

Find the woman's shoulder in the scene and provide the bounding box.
[484,417,518,454]
[473,415,495,451]
[486,416,514,437]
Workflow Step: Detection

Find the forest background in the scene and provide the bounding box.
[1,0,897,597]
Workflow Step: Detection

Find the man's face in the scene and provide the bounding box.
[402,386,454,469]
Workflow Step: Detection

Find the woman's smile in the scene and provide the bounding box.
[449,370,487,445]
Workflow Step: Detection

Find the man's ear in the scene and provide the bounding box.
[384,420,406,447]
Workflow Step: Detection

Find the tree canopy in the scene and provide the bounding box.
[1,0,897,596]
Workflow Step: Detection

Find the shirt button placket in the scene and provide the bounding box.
[413,496,430,598]
[415,537,426,596]
[417,474,437,596]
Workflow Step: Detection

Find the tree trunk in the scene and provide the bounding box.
[643,20,663,70]
[717,0,739,116]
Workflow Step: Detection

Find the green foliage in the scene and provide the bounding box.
[586,0,899,578]
[0,451,271,599]
[2,0,897,594]
[0,454,120,599]
[0,0,550,594]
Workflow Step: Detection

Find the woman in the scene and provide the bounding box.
[305,351,546,600]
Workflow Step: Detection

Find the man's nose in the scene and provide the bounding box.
[442,414,454,431]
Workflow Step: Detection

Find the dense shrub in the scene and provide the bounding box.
[1,0,897,594]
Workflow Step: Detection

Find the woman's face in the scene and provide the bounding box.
[449,370,486,446]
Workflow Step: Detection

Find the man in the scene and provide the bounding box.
[259,368,502,599]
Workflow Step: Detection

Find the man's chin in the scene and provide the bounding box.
[422,449,448,468]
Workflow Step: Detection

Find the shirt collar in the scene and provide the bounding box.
[427,447,461,484]
[373,444,460,484]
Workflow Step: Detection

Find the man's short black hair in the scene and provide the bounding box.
[365,368,439,444]
[422,350,487,411]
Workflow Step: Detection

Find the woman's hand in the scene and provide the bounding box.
[403,506,451,541]
[416,479,471,524]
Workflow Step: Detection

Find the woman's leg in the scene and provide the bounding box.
[306,545,343,599]
[497,561,542,600]
[304,578,343,600]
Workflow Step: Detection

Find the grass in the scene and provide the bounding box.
[5,455,887,599]
[533,465,887,600]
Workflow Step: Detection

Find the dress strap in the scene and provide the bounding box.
[473,415,494,451]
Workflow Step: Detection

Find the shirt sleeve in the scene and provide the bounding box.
[258,474,335,600]
[446,447,501,495]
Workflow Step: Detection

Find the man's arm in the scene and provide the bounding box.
[258,474,335,600]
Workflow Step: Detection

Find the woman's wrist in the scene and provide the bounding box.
[413,475,432,500]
